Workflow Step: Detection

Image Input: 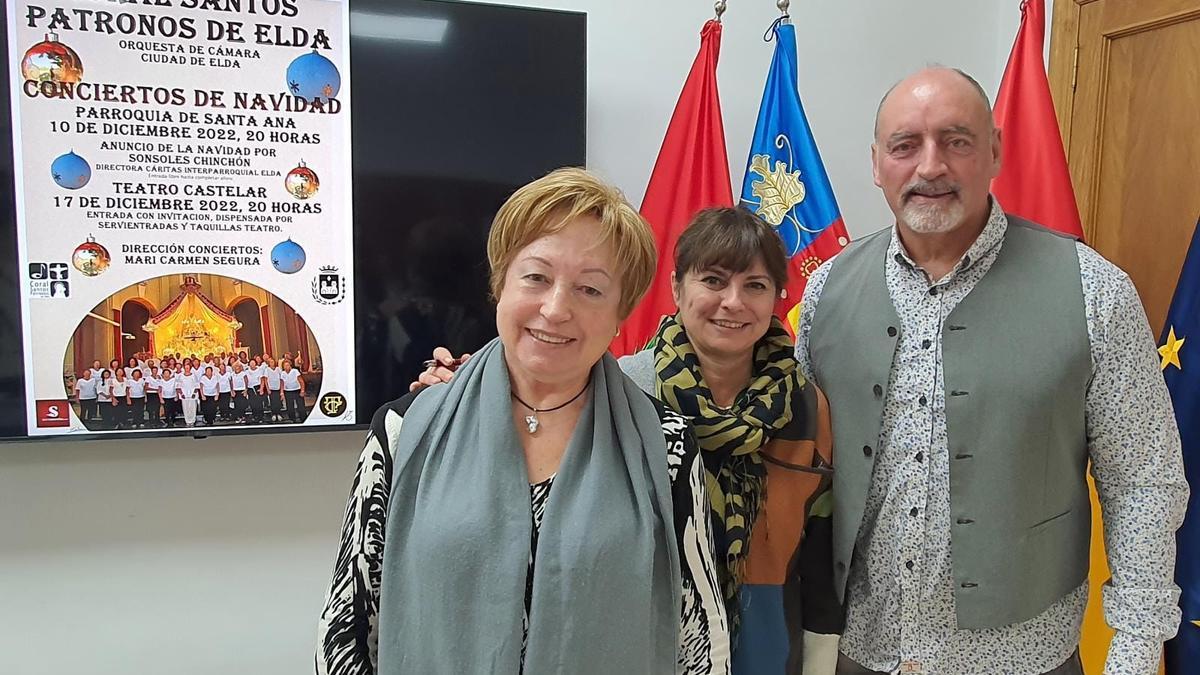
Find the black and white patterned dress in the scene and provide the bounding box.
[316,390,731,674]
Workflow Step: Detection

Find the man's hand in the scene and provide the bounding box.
[409,347,470,391]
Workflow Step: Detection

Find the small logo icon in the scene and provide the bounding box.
[35,399,71,427]
[319,392,347,417]
[312,265,345,305]
[29,262,70,298]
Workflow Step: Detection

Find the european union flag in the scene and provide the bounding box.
[1164,217,1200,675]
[738,19,849,330]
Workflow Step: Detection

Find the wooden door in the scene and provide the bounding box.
[1052,0,1200,334]
[1049,2,1200,673]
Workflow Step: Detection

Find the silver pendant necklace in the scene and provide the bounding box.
[511,379,590,434]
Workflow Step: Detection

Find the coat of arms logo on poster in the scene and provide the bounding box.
[312,265,345,304]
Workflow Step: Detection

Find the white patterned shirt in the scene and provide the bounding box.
[796,199,1187,675]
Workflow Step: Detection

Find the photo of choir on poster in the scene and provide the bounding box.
[66,273,327,430]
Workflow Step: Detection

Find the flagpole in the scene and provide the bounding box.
[714,1,726,22]
[775,0,791,28]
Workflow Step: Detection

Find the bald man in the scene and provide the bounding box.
[796,67,1186,674]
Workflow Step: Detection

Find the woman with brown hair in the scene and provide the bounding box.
[96,368,113,430]
[127,369,147,428]
[158,368,177,428]
[198,365,220,426]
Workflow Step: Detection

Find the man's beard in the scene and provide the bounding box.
[901,180,964,233]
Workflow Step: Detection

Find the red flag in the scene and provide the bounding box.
[612,20,733,356]
[996,3,1113,670]
[992,0,1084,239]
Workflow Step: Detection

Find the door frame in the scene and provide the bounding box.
[1047,0,1095,239]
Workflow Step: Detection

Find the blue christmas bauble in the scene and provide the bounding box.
[51,150,90,189]
[271,238,306,274]
[285,50,341,101]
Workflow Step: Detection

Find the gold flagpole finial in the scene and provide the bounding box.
[714,1,727,21]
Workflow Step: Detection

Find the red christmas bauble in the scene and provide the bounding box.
[72,236,110,277]
[22,34,84,84]
[285,161,320,200]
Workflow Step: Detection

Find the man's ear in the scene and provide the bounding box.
[871,143,882,187]
[990,127,1003,177]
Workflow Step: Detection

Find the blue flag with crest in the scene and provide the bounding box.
[738,19,848,332]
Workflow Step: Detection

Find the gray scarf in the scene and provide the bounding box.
[377,338,681,674]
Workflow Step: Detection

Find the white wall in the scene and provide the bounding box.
[0,431,360,673]
[0,2,1032,673]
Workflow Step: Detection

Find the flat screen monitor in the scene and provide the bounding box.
[0,0,586,441]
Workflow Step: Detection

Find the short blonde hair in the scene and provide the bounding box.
[487,167,656,318]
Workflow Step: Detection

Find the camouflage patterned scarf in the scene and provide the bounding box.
[653,313,803,631]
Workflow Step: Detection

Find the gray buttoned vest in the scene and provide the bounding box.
[808,216,1092,629]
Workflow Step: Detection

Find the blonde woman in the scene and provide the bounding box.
[318,169,730,674]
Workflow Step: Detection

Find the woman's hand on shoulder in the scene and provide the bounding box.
[409,347,471,392]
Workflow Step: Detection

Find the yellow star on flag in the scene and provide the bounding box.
[1194,620,1200,628]
[1159,327,1185,371]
